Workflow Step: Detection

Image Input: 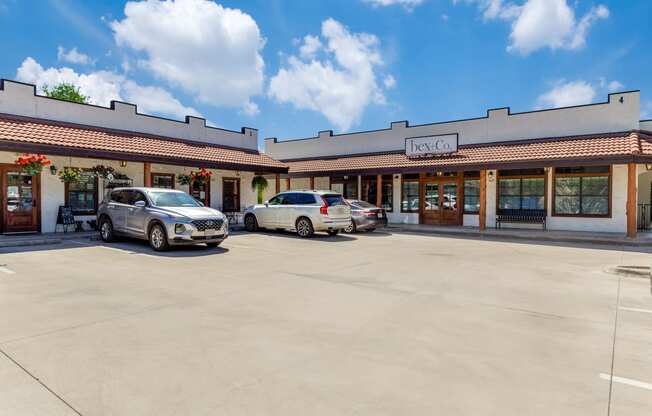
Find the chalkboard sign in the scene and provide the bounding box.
[56,205,75,233]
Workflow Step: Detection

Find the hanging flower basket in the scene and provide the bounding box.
[191,168,213,186]
[58,167,82,183]
[178,168,212,186]
[90,164,116,180]
[15,153,51,175]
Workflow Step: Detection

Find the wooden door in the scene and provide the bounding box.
[420,177,461,226]
[222,178,240,212]
[1,166,40,233]
[190,180,210,206]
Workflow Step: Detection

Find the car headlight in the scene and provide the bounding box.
[175,224,188,234]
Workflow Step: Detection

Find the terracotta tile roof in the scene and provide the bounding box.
[0,114,287,172]
[286,131,650,175]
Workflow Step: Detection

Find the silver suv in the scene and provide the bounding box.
[243,190,351,238]
[97,187,228,251]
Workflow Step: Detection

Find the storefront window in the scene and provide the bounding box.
[152,173,174,189]
[463,179,480,213]
[330,176,358,199]
[498,169,545,212]
[401,174,419,212]
[361,175,393,211]
[554,166,610,216]
[66,170,98,215]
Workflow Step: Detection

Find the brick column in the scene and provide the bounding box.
[376,174,382,207]
[143,162,152,187]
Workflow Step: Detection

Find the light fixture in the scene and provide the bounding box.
[488,171,495,182]
[119,161,128,168]
[646,164,652,171]
[50,165,58,175]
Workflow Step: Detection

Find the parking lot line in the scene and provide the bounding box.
[600,373,652,391]
[0,265,16,274]
[618,306,652,315]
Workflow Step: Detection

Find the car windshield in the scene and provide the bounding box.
[148,191,202,207]
[348,200,375,209]
[323,194,346,206]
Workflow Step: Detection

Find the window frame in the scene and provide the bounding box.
[401,174,420,213]
[330,176,358,199]
[64,169,99,215]
[552,166,612,218]
[360,175,394,212]
[496,171,547,214]
[463,172,480,215]
[151,172,175,189]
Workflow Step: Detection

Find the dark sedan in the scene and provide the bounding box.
[344,200,388,233]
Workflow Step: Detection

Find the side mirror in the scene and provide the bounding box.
[134,200,146,208]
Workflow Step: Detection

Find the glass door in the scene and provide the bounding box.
[421,182,440,225]
[2,168,40,233]
[190,180,210,207]
[419,178,461,226]
[440,182,459,224]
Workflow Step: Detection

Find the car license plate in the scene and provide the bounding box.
[205,229,216,236]
[377,212,383,218]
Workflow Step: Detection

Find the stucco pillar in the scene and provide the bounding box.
[479,170,487,230]
[357,175,362,200]
[143,162,152,187]
[627,162,637,238]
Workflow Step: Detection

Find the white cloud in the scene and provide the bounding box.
[15,57,200,120]
[268,18,390,132]
[455,0,609,55]
[362,0,424,10]
[536,80,596,109]
[299,35,322,59]
[607,80,624,92]
[241,101,260,117]
[57,46,95,65]
[383,75,396,89]
[111,0,264,115]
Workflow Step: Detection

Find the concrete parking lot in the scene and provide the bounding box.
[1,230,651,415]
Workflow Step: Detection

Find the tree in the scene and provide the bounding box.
[42,83,89,104]
[251,175,269,204]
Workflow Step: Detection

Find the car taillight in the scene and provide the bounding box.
[320,197,329,215]
[364,210,376,217]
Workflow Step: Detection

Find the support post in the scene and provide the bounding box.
[357,175,362,200]
[143,162,152,187]
[627,162,637,238]
[275,174,280,193]
[376,174,382,207]
[310,176,315,190]
[286,177,291,191]
[479,170,487,231]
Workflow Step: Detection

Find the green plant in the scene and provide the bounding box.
[58,167,82,183]
[42,83,89,104]
[90,164,115,180]
[251,175,269,204]
[14,154,51,174]
[177,174,192,186]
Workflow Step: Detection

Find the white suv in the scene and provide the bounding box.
[243,190,351,238]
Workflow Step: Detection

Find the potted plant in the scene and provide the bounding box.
[14,153,51,174]
[177,173,193,186]
[90,164,115,181]
[58,167,82,183]
[251,175,269,204]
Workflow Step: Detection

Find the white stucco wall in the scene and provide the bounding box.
[0,151,256,233]
[0,80,258,149]
[266,92,640,160]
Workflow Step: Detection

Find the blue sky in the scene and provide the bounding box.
[1,0,651,147]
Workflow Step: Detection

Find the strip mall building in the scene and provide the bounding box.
[1,78,652,238]
[264,89,652,238]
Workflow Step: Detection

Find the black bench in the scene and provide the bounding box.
[496,209,547,230]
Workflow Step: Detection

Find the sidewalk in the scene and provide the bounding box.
[0,231,98,248]
[386,224,652,247]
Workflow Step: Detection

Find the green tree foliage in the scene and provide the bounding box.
[251,175,269,204]
[42,83,89,104]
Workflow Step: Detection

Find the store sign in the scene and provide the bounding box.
[405,134,458,157]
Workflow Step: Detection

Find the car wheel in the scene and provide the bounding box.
[99,217,116,242]
[296,217,314,238]
[206,242,221,248]
[327,230,340,236]
[244,214,258,232]
[344,222,356,233]
[149,223,169,251]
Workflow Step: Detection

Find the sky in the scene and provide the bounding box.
[1,0,651,148]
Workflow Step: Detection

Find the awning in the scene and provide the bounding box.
[0,113,288,173]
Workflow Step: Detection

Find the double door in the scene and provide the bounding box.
[1,165,40,233]
[420,178,461,226]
